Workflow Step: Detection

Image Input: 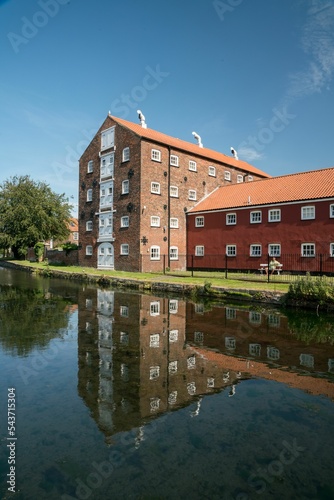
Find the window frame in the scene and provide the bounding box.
[189,160,197,172]
[226,244,237,256]
[195,216,204,227]
[301,243,315,257]
[86,220,93,231]
[170,154,179,167]
[208,165,216,177]
[330,204,334,218]
[121,216,129,228]
[169,246,178,260]
[237,174,243,183]
[301,205,315,220]
[250,211,262,224]
[150,245,160,260]
[101,127,115,151]
[268,209,281,222]
[195,245,204,256]
[150,216,160,227]
[151,182,161,195]
[188,189,197,201]
[87,160,93,173]
[250,244,262,257]
[226,213,236,225]
[120,243,129,255]
[86,245,93,256]
[121,179,129,195]
[224,171,231,181]
[170,186,178,198]
[86,189,92,202]
[151,149,161,162]
[268,243,281,257]
[170,217,179,228]
[122,147,130,162]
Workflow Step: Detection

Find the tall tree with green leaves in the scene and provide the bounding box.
[0,175,72,258]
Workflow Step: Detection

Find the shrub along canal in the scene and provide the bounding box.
[0,266,333,499]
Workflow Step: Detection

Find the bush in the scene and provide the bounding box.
[62,242,79,255]
[34,242,45,260]
[288,273,334,305]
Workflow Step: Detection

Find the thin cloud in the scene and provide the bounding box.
[238,147,264,162]
[284,0,334,103]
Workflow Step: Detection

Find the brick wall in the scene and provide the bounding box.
[46,249,79,265]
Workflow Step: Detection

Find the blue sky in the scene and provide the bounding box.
[1,0,334,215]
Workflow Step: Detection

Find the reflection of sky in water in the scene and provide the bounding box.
[0,269,333,499]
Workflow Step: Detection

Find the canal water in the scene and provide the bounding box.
[0,267,334,500]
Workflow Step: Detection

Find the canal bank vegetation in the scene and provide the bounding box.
[287,273,334,310]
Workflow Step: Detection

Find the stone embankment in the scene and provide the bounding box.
[0,261,286,306]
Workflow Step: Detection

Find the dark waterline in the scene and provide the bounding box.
[0,267,334,500]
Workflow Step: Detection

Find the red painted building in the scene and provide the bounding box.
[187,168,334,273]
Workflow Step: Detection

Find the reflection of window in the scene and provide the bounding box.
[267,346,280,360]
[149,366,160,380]
[187,382,196,395]
[168,361,178,374]
[268,314,280,327]
[207,378,215,388]
[168,391,177,405]
[225,308,236,319]
[150,334,160,348]
[120,305,129,317]
[225,337,236,350]
[120,331,129,345]
[299,354,314,368]
[150,301,160,316]
[249,343,261,356]
[169,329,178,342]
[194,303,204,314]
[150,397,160,412]
[194,331,204,343]
[328,359,334,372]
[169,299,178,313]
[187,356,196,369]
[249,311,261,324]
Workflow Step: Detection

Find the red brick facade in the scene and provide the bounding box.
[78,114,269,271]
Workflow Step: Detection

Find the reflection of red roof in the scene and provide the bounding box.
[191,346,334,400]
[188,167,334,213]
[110,115,270,179]
[69,217,78,232]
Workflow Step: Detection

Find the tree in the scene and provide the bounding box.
[0,175,72,258]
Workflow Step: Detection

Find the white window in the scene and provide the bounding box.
[86,189,92,202]
[330,204,334,218]
[101,127,115,150]
[122,147,130,162]
[226,213,236,225]
[169,329,178,342]
[121,216,129,228]
[249,343,261,356]
[248,175,253,181]
[150,301,160,316]
[195,245,204,256]
[120,305,129,317]
[86,245,93,256]
[100,181,113,208]
[237,174,243,183]
[122,180,129,194]
[170,154,179,166]
[301,206,315,220]
[170,218,179,228]
[151,149,161,162]
[87,160,93,173]
[170,186,178,197]
[150,245,160,260]
[151,182,160,194]
[151,216,160,227]
[86,220,93,231]
[268,244,281,256]
[250,211,262,223]
[150,334,160,348]
[208,165,216,177]
[269,209,281,222]
[301,243,315,257]
[120,244,129,255]
[267,346,280,360]
[195,216,204,227]
[169,299,178,313]
[100,218,105,227]
[250,244,261,257]
[100,153,114,178]
[170,247,178,260]
[189,160,197,171]
[188,190,197,201]
[330,243,334,257]
[226,245,236,256]
[224,171,231,181]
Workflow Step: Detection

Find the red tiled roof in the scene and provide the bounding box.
[188,167,334,213]
[69,217,78,232]
[109,115,270,179]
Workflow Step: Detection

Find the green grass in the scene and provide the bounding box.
[7,260,290,293]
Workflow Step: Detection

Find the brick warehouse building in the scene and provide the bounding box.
[186,167,334,273]
[78,113,270,271]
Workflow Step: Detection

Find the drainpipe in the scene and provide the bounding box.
[167,145,171,269]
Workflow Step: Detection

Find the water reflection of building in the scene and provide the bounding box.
[77,289,241,441]
[186,303,334,399]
